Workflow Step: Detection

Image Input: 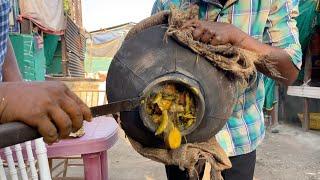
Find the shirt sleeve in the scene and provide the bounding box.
[0,2,10,57]
[263,0,302,69]
[151,0,164,15]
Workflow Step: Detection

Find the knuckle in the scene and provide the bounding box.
[30,112,51,125]
[58,96,69,104]
[58,83,69,93]
[73,107,83,120]
[30,107,44,117]
[60,82,68,90]
[51,82,68,94]
[44,98,54,106]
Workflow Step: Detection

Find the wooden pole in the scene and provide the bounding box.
[274,84,279,125]
[61,35,68,76]
[303,98,309,131]
[302,46,312,131]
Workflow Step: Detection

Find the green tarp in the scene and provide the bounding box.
[296,0,320,81]
[9,34,46,81]
[44,34,59,64]
[297,0,319,52]
[44,34,62,74]
[84,55,112,73]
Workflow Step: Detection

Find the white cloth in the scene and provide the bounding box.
[19,0,66,34]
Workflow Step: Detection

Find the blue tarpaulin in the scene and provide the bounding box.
[92,32,120,45]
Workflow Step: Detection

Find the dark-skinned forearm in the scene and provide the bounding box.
[2,39,23,82]
[234,32,298,86]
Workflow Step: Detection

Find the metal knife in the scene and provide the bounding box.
[90,97,142,117]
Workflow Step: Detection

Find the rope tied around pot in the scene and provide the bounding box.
[126,5,282,85]
[165,5,282,84]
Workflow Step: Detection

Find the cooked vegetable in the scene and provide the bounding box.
[153,93,162,104]
[182,113,195,120]
[152,115,161,123]
[165,127,182,149]
[146,83,196,149]
[163,94,176,100]
[157,99,172,111]
[155,110,169,135]
[170,104,184,113]
[185,119,194,128]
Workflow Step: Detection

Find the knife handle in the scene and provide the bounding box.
[0,122,41,148]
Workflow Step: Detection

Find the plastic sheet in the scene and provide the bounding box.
[297,0,319,51]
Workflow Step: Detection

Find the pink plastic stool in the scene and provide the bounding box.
[46,116,118,180]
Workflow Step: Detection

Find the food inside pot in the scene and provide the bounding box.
[145,84,196,149]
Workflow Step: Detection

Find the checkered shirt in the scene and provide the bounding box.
[0,0,10,81]
[152,0,302,156]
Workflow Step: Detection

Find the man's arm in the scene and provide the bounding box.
[2,39,23,82]
[233,0,301,86]
[183,1,302,86]
[233,28,299,86]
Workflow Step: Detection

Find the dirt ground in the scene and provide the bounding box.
[254,124,320,180]
[107,123,320,180]
[61,123,320,180]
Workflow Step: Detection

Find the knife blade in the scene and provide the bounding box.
[90,97,143,117]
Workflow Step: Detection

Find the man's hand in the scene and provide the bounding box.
[0,81,92,144]
[182,19,299,85]
[182,19,244,46]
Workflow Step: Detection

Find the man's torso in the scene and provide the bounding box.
[152,0,283,156]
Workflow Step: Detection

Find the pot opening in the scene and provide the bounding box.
[145,83,197,135]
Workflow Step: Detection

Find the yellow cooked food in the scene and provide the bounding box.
[155,110,169,135]
[146,84,196,149]
[165,127,182,149]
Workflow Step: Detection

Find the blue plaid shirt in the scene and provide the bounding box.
[152,0,302,156]
[0,0,10,82]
